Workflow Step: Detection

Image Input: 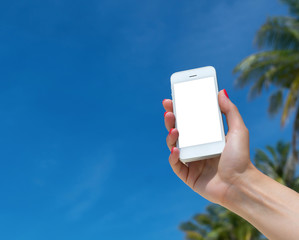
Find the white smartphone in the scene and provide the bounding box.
[170,66,225,163]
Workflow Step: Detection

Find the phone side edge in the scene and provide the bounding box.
[170,72,180,149]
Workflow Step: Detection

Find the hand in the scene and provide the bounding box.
[164,89,299,240]
[163,89,254,205]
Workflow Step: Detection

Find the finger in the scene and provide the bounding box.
[163,99,173,112]
[166,128,179,150]
[169,147,188,183]
[164,111,175,131]
[218,89,247,132]
[187,160,206,189]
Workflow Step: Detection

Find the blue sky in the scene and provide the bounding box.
[0,0,290,239]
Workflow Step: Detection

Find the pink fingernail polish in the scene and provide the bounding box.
[171,147,174,154]
[164,111,168,117]
[223,89,229,99]
[162,99,166,104]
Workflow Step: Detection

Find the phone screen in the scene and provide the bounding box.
[173,77,222,148]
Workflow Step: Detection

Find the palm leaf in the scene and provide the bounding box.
[280,0,299,17]
[234,50,299,91]
[185,231,205,240]
[180,219,208,237]
[281,74,299,126]
[275,141,290,174]
[292,176,299,192]
[276,141,291,159]
[181,204,264,240]
[254,141,292,183]
[255,16,299,50]
[180,221,201,232]
[268,90,283,116]
[265,145,278,164]
[248,74,269,98]
[254,149,277,176]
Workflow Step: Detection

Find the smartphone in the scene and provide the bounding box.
[170,66,225,163]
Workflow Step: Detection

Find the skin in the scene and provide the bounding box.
[163,90,299,240]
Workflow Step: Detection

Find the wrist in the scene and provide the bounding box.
[221,162,261,211]
[219,161,299,240]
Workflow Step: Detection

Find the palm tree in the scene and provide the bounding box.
[254,140,299,191]
[180,204,265,240]
[233,0,299,184]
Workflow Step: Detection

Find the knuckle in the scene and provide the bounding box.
[243,126,249,134]
[231,104,238,111]
[166,135,170,145]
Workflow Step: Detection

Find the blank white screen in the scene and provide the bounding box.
[173,77,222,148]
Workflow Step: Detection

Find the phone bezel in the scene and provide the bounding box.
[170,66,225,163]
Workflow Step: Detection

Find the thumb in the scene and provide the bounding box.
[218,89,247,132]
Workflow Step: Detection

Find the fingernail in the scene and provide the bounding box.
[223,89,229,99]
[162,99,166,104]
[169,128,174,135]
[171,147,175,154]
[164,111,168,117]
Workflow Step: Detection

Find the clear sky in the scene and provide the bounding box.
[0,0,290,239]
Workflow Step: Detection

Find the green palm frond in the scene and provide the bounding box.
[280,0,299,17]
[292,176,299,192]
[254,149,277,178]
[265,145,278,163]
[253,141,296,187]
[185,231,205,240]
[193,214,213,227]
[234,51,287,82]
[180,204,264,240]
[268,90,283,116]
[277,141,291,159]
[180,221,200,232]
[277,141,291,180]
[255,16,299,50]
[234,50,299,92]
[248,73,269,98]
[281,74,299,125]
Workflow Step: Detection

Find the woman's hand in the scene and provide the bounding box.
[163,89,254,205]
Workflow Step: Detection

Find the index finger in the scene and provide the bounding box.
[162,99,173,112]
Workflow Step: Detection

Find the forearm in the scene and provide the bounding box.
[223,164,299,240]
